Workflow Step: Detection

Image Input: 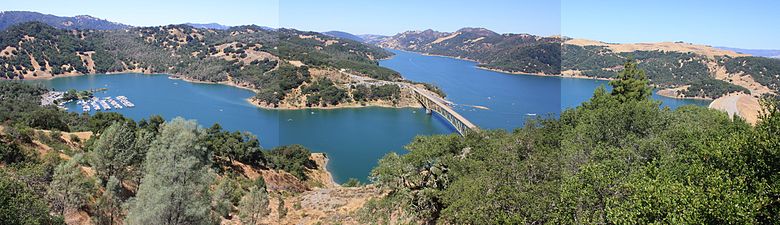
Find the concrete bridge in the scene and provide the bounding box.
[341,71,478,136]
[409,86,478,136]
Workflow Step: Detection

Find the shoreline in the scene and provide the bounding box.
[18,71,423,111]
[245,98,422,111]
[385,48,619,81]
[654,87,714,100]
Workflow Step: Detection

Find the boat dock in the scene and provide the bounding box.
[77,96,135,112]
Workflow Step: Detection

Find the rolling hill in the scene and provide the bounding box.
[716,46,780,59]
[0,21,433,109]
[0,11,130,30]
[562,38,780,99]
[323,31,364,42]
[377,27,561,75]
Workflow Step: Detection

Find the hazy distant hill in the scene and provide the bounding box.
[716,46,780,59]
[0,11,129,30]
[378,27,561,75]
[323,31,364,42]
[185,22,230,30]
[358,34,389,44]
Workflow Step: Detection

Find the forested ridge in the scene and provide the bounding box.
[563,43,780,98]
[0,22,424,108]
[377,28,562,75]
[0,11,130,31]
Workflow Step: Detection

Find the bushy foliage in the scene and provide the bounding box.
[0,170,64,225]
[125,118,215,225]
[267,144,315,180]
[302,78,348,106]
[367,66,780,224]
[352,84,401,102]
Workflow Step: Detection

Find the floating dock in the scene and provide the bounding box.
[78,96,135,112]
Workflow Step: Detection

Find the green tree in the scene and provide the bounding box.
[93,176,122,225]
[125,118,215,225]
[238,186,270,224]
[609,59,652,102]
[0,142,30,165]
[267,144,314,180]
[47,154,95,216]
[0,170,63,225]
[90,121,138,183]
[277,195,288,219]
[212,178,239,219]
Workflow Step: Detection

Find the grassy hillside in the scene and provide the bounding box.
[0,11,130,31]
[562,40,780,99]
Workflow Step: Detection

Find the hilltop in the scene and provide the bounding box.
[376,27,562,75]
[561,38,780,98]
[716,46,780,59]
[0,11,130,30]
[323,31,364,42]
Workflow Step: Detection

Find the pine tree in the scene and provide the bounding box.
[125,118,214,225]
[212,178,237,219]
[90,121,137,183]
[93,176,122,225]
[609,59,652,102]
[47,154,95,215]
[238,186,270,225]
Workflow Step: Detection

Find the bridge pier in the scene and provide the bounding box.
[410,86,478,137]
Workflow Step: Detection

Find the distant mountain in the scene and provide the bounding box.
[185,22,230,30]
[716,46,780,58]
[358,34,389,44]
[323,31,364,42]
[0,11,129,30]
[378,27,561,75]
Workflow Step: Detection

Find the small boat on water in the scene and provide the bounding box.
[525,113,537,116]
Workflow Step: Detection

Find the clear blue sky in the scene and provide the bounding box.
[1,0,280,27]
[278,0,561,36]
[5,1,777,49]
[2,0,561,36]
[563,0,780,49]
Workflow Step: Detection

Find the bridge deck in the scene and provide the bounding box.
[410,86,478,136]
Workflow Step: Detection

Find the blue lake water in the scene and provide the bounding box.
[33,50,710,183]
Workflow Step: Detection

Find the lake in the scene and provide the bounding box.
[381,49,711,130]
[33,50,710,183]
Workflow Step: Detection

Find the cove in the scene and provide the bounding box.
[32,74,452,183]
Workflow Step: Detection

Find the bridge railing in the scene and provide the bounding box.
[409,87,478,136]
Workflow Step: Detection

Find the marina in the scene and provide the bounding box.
[77,96,135,112]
